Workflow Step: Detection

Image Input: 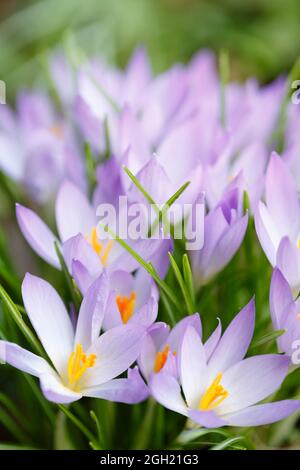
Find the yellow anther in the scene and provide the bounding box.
[154,344,170,373]
[116,291,137,324]
[86,227,114,266]
[68,343,96,388]
[199,373,229,411]
[101,240,114,266]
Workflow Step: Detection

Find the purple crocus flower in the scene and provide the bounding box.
[255,152,300,289]
[0,90,85,203]
[0,273,148,404]
[190,187,248,285]
[204,141,268,211]
[270,268,300,357]
[150,299,300,427]
[16,180,171,291]
[102,269,159,330]
[138,314,202,383]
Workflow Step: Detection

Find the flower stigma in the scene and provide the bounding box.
[87,227,114,266]
[199,373,229,410]
[67,343,96,389]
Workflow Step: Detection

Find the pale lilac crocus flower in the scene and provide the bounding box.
[150,300,300,427]
[16,180,171,291]
[255,152,300,290]
[0,90,85,203]
[0,273,148,404]
[270,268,300,358]
[190,187,248,285]
[138,314,202,383]
[102,269,158,330]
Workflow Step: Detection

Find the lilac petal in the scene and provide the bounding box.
[254,201,281,266]
[55,180,96,242]
[16,203,60,268]
[196,207,228,269]
[75,272,110,350]
[0,341,53,377]
[0,135,24,180]
[266,152,300,240]
[276,236,300,289]
[63,234,102,280]
[83,324,146,387]
[22,273,74,376]
[180,326,208,408]
[225,400,300,427]
[219,354,290,415]
[39,372,82,404]
[72,259,95,295]
[149,372,188,416]
[204,319,222,360]
[138,331,159,381]
[270,268,293,330]
[204,213,248,280]
[208,298,255,376]
[127,155,173,205]
[83,367,149,403]
[130,297,158,328]
[168,313,202,352]
[188,409,226,428]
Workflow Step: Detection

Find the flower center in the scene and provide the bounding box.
[67,343,96,389]
[87,227,114,266]
[116,292,137,324]
[199,373,229,411]
[154,344,171,373]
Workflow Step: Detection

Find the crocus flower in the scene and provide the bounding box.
[102,269,159,330]
[16,180,171,291]
[270,267,300,357]
[150,299,300,427]
[0,273,148,404]
[138,314,202,383]
[0,90,85,203]
[255,152,300,289]
[190,187,248,285]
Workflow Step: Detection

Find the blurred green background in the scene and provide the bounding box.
[1,0,300,100]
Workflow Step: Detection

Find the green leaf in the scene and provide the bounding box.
[250,329,286,350]
[54,411,76,450]
[182,254,195,306]
[168,253,194,314]
[0,405,32,444]
[176,427,230,445]
[103,225,179,309]
[90,410,104,450]
[0,443,40,450]
[123,165,160,216]
[58,405,97,446]
[0,284,45,357]
[211,436,245,450]
[54,241,82,311]
[219,49,230,127]
[84,142,97,197]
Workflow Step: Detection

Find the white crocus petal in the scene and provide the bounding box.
[22,273,74,376]
[55,180,96,242]
[40,372,82,404]
[16,204,61,269]
[0,341,54,377]
[81,324,146,388]
[149,372,188,416]
[254,201,281,266]
[217,354,290,415]
[75,273,110,350]
[180,326,208,409]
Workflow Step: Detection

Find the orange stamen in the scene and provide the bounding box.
[116,291,137,324]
